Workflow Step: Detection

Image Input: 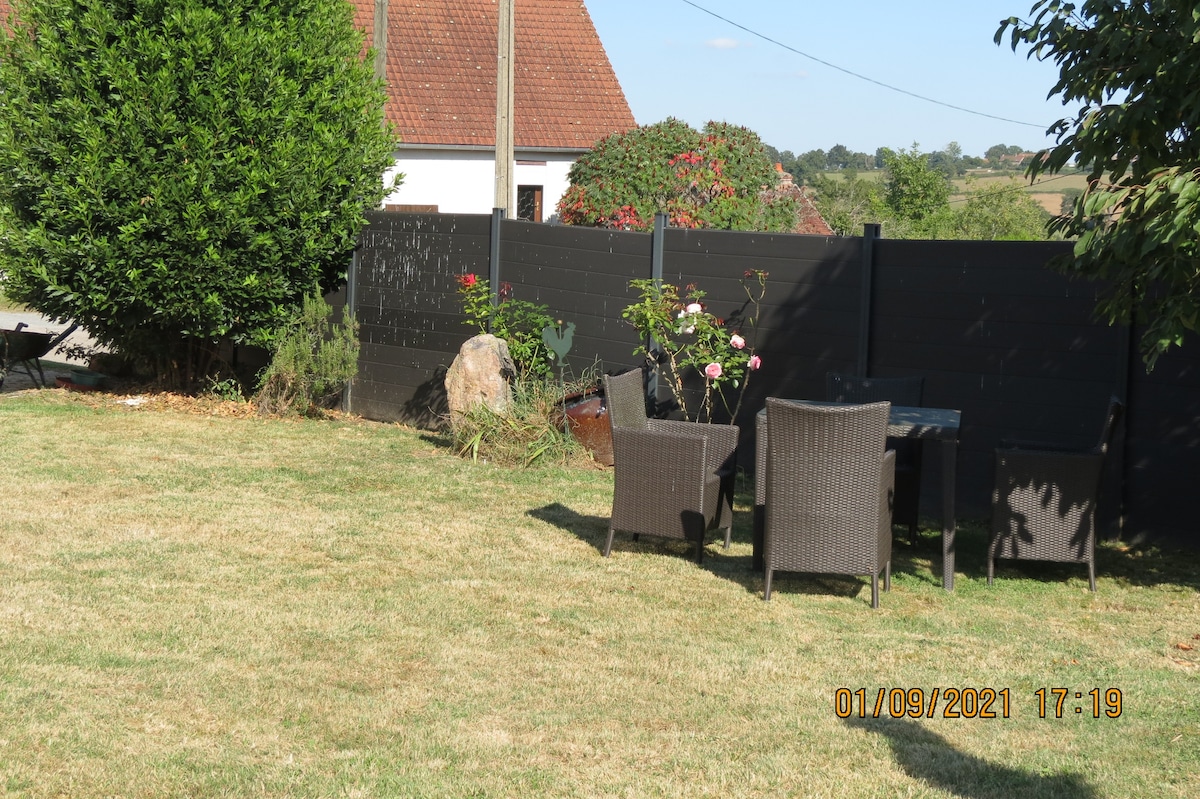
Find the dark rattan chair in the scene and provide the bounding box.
[827,373,925,544]
[762,398,896,607]
[602,369,738,563]
[988,396,1124,591]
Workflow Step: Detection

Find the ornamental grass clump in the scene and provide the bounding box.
[450,373,593,468]
[622,271,767,423]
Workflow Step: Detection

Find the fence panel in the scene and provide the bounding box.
[351,211,491,425]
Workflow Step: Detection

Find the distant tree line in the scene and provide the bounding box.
[762,141,1036,185]
[802,144,1053,241]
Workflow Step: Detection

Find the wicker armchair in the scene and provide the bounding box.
[762,398,896,607]
[602,369,738,563]
[988,396,1124,591]
[827,372,925,544]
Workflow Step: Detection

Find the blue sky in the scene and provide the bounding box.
[586,0,1072,159]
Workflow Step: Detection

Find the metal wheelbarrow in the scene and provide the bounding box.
[0,322,79,390]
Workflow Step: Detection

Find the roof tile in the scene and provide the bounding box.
[359,0,635,149]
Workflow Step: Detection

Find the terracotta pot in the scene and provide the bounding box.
[560,391,613,466]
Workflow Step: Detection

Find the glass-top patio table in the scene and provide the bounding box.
[753,400,963,590]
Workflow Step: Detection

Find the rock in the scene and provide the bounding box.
[444,334,516,427]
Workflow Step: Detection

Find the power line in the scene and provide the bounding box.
[677,0,1048,130]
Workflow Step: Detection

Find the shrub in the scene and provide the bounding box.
[254,293,359,416]
[456,273,553,379]
[557,118,797,232]
[622,272,767,423]
[0,0,396,391]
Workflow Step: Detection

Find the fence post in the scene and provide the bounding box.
[488,207,505,333]
[646,213,668,405]
[343,244,360,413]
[1115,289,1135,540]
[858,223,882,376]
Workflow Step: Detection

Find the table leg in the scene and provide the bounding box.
[753,413,767,572]
[752,504,764,572]
[941,438,958,590]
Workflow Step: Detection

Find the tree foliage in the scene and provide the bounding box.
[556,118,797,232]
[999,0,1200,367]
[882,145,953,225]
[0,0,396,388]
[810,145,1049,240]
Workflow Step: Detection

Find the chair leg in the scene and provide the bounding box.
[908,522,917,547]
[764,568,773,600]
[987,555,994,586]
[884,561,891,592]
[603,526,616,557]
[870,575,879,609]
[1088,560,1096,592]
[723,524,732,551]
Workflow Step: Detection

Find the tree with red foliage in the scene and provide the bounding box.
[556,118,796,232]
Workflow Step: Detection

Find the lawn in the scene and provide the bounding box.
[0,296,27,314]
[0,390,1196,798]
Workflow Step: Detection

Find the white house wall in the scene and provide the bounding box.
[381,148,578,218]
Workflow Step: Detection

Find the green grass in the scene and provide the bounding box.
[0,391,1196,798]
[0,295,27,313]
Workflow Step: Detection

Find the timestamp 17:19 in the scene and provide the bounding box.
[1035,688,1123,718]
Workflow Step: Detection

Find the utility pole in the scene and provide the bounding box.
[494,0,515,214]
[373,0,388,83]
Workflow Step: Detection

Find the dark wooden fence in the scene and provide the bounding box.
[347,210,1199,546]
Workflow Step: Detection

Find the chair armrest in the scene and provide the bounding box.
[611,427,710,510]
[881,449,897,493]
[879,449,897,549]
[648,419,739,475]
[993,448,1105,497]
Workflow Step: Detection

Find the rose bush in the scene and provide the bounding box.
[621,270,768,423]
[456,273,553,379]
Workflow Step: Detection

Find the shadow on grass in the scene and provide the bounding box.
[530,496,1199,605]
[527,501,757,575]
[845,716,1097,799]
[527,502,608,555]
[947,518,1200,592]
[529,500,883,604]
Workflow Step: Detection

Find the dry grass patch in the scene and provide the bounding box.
[0,390,1196,798]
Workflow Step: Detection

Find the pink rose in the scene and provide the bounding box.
[730,334,745,350]
[686,302,703,314]
[704,362,723,380]
[748,354,762,371]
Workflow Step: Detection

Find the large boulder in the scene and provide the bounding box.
[444,334,516,426]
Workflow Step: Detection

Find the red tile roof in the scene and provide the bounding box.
[357,0,635,149]
[764,165,834,236]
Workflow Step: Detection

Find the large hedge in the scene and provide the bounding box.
[0,0,396,387]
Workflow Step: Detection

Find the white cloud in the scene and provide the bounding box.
[705,38,740,50]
